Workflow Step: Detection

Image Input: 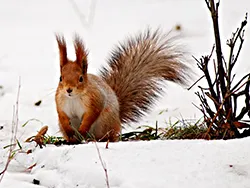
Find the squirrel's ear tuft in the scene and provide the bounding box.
[55,34,68,70]
[73,34,88,74]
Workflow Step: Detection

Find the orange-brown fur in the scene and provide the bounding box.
[55,29,191,144]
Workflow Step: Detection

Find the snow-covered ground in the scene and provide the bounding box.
[0,0,250,187]
[1,139,250,188]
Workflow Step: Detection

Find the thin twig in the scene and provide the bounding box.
[213,59,221,104]
[227,15,247,95]
[187,75,205,90]
[94,142,110,188]
[235,75,250,120]
[230,73,250,92]
[0,78,21,182]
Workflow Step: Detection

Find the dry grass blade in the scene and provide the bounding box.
[0,78,21,182]
[94,142,110,188]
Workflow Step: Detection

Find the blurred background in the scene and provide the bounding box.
[0,0,249,134]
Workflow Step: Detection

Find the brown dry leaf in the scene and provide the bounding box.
[24,163,37,172]
[25,136,35,142]
[26,149,32,154]
[234,121,250,129]
[25,126,48,148]
[38,126,48,136]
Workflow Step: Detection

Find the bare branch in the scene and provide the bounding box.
[193,1,248,138]
[68,0,97,29]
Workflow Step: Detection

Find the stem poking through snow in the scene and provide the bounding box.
[0,78,21,182]
[94,142,110,188]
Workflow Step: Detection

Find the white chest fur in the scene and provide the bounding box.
[63,96,85,129]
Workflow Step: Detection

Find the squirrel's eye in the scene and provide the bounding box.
[60,76,62,82]
[79,76,83,82]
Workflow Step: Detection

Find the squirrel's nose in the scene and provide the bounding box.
[66,88,73,94]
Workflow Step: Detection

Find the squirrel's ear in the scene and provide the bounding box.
[55,34,68,70]
[74,34,88,74]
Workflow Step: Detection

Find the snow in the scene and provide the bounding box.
[0,0,250,187]
[1,139,250,188]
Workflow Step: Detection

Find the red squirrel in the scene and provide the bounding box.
[55,29,190,143]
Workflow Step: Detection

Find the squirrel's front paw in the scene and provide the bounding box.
[67,137,79,144]
[66,129,84,144]
[64,127,75,140]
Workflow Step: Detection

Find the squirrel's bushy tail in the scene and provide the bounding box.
[100,29,191,124]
